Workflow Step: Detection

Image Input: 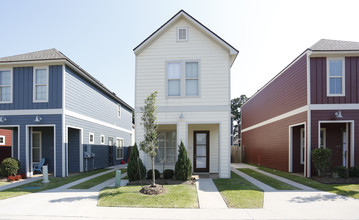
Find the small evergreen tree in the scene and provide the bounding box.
[312,148,332,176]
[127,143,146,181]
[175,141,192,181]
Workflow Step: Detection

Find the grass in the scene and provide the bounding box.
[239,168,299,190]
[213,171,263,208]
[257,165,359,199]
[0,182,9,187]
[98,184,198,208]
[70,169,127,189]
[0,168,110,200]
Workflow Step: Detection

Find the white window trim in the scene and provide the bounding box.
[89,132,94,144]
[108,137,113,146]
[300,128,305,164]
[117,104,121,118]
[0,135,5,145]
[32,131,42,164]
[327,57,345,97]
[320,128,326,148]
[0,68,13,104]
[166,60,200,98]
[33,66,49,103]
[177,27,188,42]
[116,137,124,160]
[100,134,105,145]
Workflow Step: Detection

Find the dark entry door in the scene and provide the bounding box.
[193,131,209,172]
[108,137,113,166]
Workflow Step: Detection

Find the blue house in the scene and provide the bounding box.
[0,49,133,177]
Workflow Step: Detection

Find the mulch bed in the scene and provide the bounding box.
[311,176,359,184]
[127,178,196,186]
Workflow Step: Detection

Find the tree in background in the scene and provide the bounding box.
[231,95,248,139]
[140,91,158,186]
[127,143,146,181]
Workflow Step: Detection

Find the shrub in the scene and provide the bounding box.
[14,175,21,181]
[311,148,332,176]
[146,169,160,180]
[127,143,146,181]
[349,166,359,177]
[20,173,27,179]
[163,169,174,179]
[174,141,192,181]
[1,158,20,177]
[8,175,15,182]
[332,166,349,179]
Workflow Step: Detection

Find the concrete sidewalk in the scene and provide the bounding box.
[196,178,227,209]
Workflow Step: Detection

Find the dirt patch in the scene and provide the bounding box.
[0,177,8,182]
[140,184,168,195]
[311,176,359,184]
[127,178,196,186]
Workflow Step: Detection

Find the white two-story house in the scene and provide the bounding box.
[134,10,238,178]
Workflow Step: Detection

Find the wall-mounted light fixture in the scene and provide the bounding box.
[34,115,42,123]
[179,112,184,119]
[0,116,7,123]
[335,110,343,119]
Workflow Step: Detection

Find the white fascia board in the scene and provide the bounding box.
[0,109,62,115]
[310,50,359,57]
[310,104,359,110]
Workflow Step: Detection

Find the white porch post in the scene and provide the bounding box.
[177,121,187,151]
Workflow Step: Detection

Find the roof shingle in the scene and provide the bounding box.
[310,39,359,51]
[0,48,66,63]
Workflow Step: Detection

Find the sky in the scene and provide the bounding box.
[1,0,359,107]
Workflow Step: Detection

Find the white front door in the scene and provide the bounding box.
[32,131,42,163]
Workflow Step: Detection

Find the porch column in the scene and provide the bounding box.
[177,121,187,151]
[219,120,230,178]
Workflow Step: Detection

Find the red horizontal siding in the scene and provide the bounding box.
[242,112,307,172]
[311,57,359,104]
[0,129,12,147]
[242,55,307,129]
[311,110,359,167]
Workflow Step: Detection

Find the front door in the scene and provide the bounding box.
[193,131,209,172]
[32,131,42,164]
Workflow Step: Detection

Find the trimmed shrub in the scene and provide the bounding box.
[1,157,19,177]
[20,173,27,179]
[163,169,174,179]
[349,166,359,177]
[312,148,332,176]
[146,169,160,180]
[332,166,349,179]
[8,175,15,182]
[127,143,146,181]
[174,141,192,181]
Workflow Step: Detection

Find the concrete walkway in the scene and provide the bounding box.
[0,163,358,219]
[0,176,43,191]
[196,178,227,209]
[231,163,316,191]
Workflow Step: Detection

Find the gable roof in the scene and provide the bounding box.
[133,10,239,66]
[309,39,359,51]
[0,49,133,111]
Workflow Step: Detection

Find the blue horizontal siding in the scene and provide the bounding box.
[0,65,62,110]
[65,66,132,131]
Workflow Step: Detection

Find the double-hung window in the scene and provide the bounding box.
[167,61,199,97]
[34,67,48,102]
[186,62,198,96]
[116,138,124,159]
[327,58,345,96]
[0,135,5,145]
[156,131,176,164]
[0,70,12,103]
[168,63,181,96]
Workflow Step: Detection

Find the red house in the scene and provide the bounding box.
[0,129,12,164]
[242,39,359,177]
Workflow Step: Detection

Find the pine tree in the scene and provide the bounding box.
[127,143,146,181]
[174,141,192,181]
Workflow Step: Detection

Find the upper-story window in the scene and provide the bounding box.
[89,133,94,144]
[33,67,49,102]
[0,135,5,145]
[327,58,345,96]
[167,61,199,97]
[177,27,188,41]
[0,70,12,103]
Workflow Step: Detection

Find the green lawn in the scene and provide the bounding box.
[213,171,263,208]
[70,169,127,189]
[98,184,198,208]
[239,168,299,190]
[0,182,9,187]
[0,168,110,200]
[257,166,359,199]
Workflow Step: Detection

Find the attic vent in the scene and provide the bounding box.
[177,27,188,41]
